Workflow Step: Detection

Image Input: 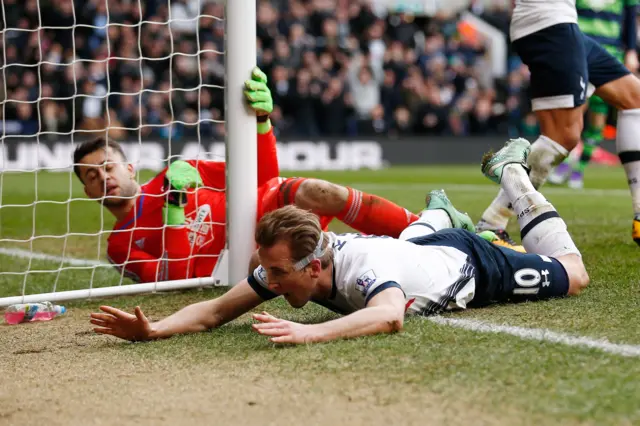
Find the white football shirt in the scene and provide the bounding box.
[511,0,577,41]
[248,233,477,316]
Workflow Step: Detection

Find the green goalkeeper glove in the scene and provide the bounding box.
[163,160,203,226]
[244,67,273,134]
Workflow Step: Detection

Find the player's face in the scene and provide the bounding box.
[79,148,137,207]
[258,241,318,309]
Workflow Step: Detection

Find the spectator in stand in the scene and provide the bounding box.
[348,52,384,121]
[1,0,547,139]
[319,77,351,135]
[380,68,402,125]
[289,68,322,136]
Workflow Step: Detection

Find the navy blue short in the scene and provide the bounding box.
[513,23,629,111]
[407,229,570,307]
[584,35,630,88]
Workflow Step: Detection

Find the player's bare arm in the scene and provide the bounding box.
[90,279,264,341]
[252,286,406,344]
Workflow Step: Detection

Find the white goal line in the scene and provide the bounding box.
[428,317,640,358]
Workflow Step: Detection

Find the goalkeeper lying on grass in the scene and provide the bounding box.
[73,67,430,283]
[90,139,588,344]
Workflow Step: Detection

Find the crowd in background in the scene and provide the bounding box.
[0,0,542,140]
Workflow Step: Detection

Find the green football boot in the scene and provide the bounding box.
[424,189,475,232]
[481,138,532,184]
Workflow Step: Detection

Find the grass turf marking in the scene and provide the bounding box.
[0,247,107,266]
[429,316,640,358]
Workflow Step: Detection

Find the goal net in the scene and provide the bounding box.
[0,0,257,307]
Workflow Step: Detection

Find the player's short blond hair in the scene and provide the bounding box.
[256,205,333,268]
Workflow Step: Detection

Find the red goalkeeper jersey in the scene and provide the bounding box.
[106,129,279,283]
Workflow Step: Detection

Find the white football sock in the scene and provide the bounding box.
[477,188,513,231]
[399,209,451,240]
[528,135,569,189]
[502,164,580,258]
[616,108,640,216]
[479,135,568,230]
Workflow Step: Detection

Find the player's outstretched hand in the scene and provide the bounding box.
[244,67,273,117]
[251,311,314,344]
[90,305,154,342]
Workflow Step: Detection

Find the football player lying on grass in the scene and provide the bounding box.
[90,138,588,344]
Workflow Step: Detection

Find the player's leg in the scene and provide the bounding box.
[570,102,607,189]
[548,100,607,188]
[477,24,588,235]
[397,189,526,252]
[259,177,334,231]
[482,138,589,298]
[586,43,640,245]
[262,177,419,238]
[477,111,585,230]
[398,189,474,241]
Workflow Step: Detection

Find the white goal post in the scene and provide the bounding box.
[0,0,256,307]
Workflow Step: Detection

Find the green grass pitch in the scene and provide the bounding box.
[1,165,640,424]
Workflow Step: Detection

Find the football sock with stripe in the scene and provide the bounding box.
[337,188,419,238]
[501,163,580,258]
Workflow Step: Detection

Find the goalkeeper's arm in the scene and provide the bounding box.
[187,128,280,189]
[171,67,279,189]
[244,67,280,185]
[107,231,197,283]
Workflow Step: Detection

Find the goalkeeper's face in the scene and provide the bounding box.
[79,147,138,207]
